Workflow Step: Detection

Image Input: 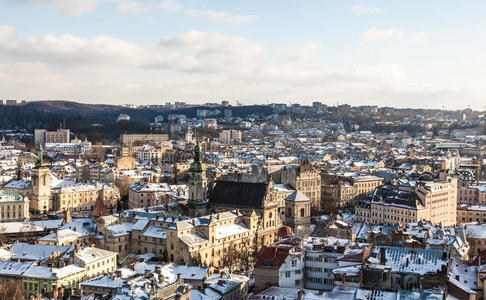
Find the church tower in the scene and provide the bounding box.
[188,140,207,208]
[31,144,51,214]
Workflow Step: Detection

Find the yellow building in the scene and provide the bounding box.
[367,176,457,226]
[281,163,322,212]
[54,182,119,212]
[73,246,117,279]
[0,190,29,222]
[22,264,85,297]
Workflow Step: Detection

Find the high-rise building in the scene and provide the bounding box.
[34,129,70,146]
[219,129,242,144]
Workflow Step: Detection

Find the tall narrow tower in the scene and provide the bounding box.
[188,140,207,207]
[31,144,51,214]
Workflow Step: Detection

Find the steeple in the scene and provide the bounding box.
[16,162,23,180]
[35,144,45,167]
[188,138,207,208]
[93,194,110,217]
[189,139,205,173]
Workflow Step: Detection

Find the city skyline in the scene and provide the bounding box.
[1,0,486,109]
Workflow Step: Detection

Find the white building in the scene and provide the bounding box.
[73,246,117,279]
[116,114,130,122]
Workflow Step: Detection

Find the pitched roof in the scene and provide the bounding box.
[285,190,310,202]
[209,181,268,209]
[255,245,292,268]
[93,194,110,218]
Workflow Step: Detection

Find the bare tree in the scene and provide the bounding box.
[0,283,24,300]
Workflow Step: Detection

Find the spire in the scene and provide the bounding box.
[35,144,44,167]
[16,162,23,180]
[93,194,110,217]
[194,139,201,163]
[189,139,205,173]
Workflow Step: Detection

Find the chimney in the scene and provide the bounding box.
[220,271,225,278]
[380,247,386,265]
[217,279,225,286]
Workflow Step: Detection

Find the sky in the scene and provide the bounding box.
[1,0,486,109]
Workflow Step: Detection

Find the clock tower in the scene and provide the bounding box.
[188,140,207,210]
[31,144,51,214]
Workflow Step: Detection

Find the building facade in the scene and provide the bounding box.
[0,190,29,222]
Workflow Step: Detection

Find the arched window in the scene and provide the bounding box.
[288,208,292,217]
[269,212,272,219]
[300,208,305,218]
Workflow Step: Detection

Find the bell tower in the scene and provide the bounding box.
[188,140,207,208]
[31,144,51,214]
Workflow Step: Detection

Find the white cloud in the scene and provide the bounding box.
[25,0,104,17]
[361,28,427,43]
[0,25,478,109]
[361,27,404,42]
[287,41,320,62]
[160,0,182,11]
[185,9,256,24]
[351,5,382,15]
[409,32,427,42]
[116,1,152,15]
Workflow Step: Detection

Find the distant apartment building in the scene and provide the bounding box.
[203,118,218,129]
[73,246,117,279]
[360,175,458,226]
[127,181,186,208]
[134,142,172,164]
[120,133,169,146]
[457,204,486,224]
[34,129,70,146]
[458,182,486,204]
[44,137,92,154]
[219,129,242,144]
[321,175,383,211]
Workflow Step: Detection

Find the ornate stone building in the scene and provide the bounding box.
[280,163,321,212]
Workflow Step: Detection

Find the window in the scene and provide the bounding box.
[300,208,305,218]
[292,260,297,267]
[285,271,291,278]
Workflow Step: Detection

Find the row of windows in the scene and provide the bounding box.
[307,277,334,285]
[305,256,336,263]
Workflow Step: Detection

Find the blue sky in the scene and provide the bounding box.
[1,0,485,109]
